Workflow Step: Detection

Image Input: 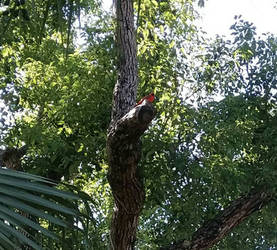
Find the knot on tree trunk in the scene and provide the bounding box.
[137,100,155,124]
[107,100,155,200]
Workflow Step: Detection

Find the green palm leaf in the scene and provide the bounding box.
[0,168,88,249]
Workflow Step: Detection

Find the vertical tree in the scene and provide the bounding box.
[106,0,155,248]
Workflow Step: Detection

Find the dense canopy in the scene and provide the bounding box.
[0,0,277,249]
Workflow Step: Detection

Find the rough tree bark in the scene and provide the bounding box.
[107,0,155,249]
[160,188,274,250]
[0,146,27,170]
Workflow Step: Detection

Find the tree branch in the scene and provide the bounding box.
[161,189,274,250]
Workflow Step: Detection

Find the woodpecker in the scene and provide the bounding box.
[135,93,155,106]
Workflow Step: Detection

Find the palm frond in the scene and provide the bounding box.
[0,168,88,249]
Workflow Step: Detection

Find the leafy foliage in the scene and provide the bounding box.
[1,0,277,249]
[137,19,277,248]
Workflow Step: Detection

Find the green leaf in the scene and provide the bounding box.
[0,175,79,200]
[0,204,57,240]
[0,185,77,215]
[0,220,42,250]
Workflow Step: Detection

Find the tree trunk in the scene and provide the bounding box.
[0,146,27,170]
[107,0,155,249]
[161,189,273,250]
[111,0,138,124]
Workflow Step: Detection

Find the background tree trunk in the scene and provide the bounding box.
[161,189,273,250]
